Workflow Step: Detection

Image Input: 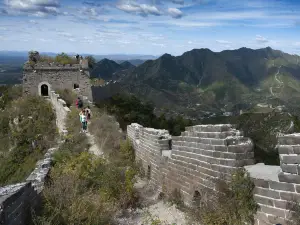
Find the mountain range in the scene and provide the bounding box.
[91,47,300,119]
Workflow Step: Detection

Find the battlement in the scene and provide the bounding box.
[128,123,300,225]
[23,60,89,71]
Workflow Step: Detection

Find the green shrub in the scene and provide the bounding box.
[0,95,57,185]
[55,89,76,107]
[39,53,77,65]
[189,168,258,225]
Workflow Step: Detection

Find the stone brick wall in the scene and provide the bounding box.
[23,62,93,101]
[0,91,70,225]
[127,124,254,203]
[128,123,300,225]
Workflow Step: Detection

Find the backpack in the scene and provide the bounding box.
[78,99,83,108]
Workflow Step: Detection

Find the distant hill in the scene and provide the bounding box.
[119,61,135,69]
[117,59,146,66]
[90,58,136,79]
[111,47,300,119]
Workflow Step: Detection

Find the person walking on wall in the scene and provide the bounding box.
[77,97,83,109]
[79,110,88,133]
[75,97,79,108]
[85,106,92,123]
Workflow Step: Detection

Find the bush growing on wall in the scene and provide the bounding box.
[188,168,258,225]
[0,95,57,185]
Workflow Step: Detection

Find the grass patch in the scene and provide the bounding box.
[55,89,77,108]
[0,95,57,185]
[38,53,78,65]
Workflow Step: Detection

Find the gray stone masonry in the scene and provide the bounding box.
[23,60,93,101]
[0,91,71,225]
[128,123,300,225]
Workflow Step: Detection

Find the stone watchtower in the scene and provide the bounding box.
[22,51,93,101]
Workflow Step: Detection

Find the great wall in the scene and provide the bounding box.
[1,52,300,224]
[127,123,300,225]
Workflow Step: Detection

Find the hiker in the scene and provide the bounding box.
[79,110,88,133]
[85,106,91,122]
[75,97,79,108]
[77,97,83,109]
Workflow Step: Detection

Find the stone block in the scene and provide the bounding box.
[281,164,298,174]
[278,135,300,145]
[295,184,300,193]
[278,145,294,154]
[254,195,274,206]
[254,187,280,199]
[253,178,270,188]
[280,191,300,202]
[269,181,295,192]
[292,146,300,154]
[227,145,249,153]
[273,199,288,209]
[278,172,300,184]
[259,205,286,218]
[214,145,228,152]
[280,155,300,164]
[210,139,225,145]
[267,215,287,225]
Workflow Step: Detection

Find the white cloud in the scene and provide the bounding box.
[57,32,73,37]
[29,19,38,24]
[256,35,269,43]
[116,3,162,17]
[152,43,166,47]
[117,40,131,44]
[216,40,231,44]
[294,42,300,46]
[167,8,183,19]
[4,0,60,16]
[37,38,52,42]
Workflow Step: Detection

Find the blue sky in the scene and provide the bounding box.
[0,0,300,56]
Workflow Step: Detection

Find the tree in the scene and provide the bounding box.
[85,55,96,69]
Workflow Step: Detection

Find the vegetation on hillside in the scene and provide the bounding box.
[34,101,140,225]
[0,93,57,185]
[97,93,194,136]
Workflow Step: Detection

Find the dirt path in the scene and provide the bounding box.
[270,66,283,97]
[116,178,189,225]
[86,131,103,156]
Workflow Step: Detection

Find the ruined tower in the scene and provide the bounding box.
[22,51,93,101]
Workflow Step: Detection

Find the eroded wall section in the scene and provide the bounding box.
[128,123,300,225]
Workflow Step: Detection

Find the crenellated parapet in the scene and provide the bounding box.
[128,123,300,225]
[127,123,255,203]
